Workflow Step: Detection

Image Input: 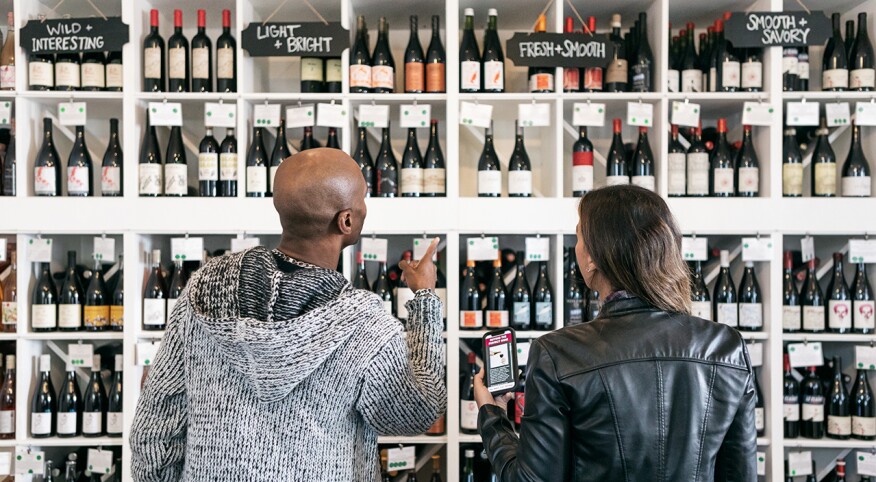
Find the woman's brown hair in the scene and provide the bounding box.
[579,185,691,314]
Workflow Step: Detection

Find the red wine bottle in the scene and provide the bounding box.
[84,258,108,331]
[164,126,188,197]
[572,127,594,196]
[350,16,371,93]
[823,13,849,91]
[508,122,532,197]
[106,354,123,437]
[631,126,654,191]
[710,118,734,197]
[582,17,603,92]
[562,18,580,92]
[827,356,851,439]
[373,262,393,315]
[783,354,800,438]
[667,125,685,196]
[801,365,825,438]
[754,369,765,436]
[143,9,165,92]
[66,126,93,197]
[687,125,709,196]
[812,119,837,197]
[477,123,501,197]
[713,250,737,327]
[245,127,268,198]
[742,48,763,92]
[782,251,801,332]
[404,15,425,93]
[30,354,56,438]
[482,9,504,93]
[1,132,15,196]
[139,115,162,197]
[191,9,212,93]
[56,361,80,437]
[82,355,107,437]
[375,126,398,197]
[533,261,554,330]
[783,47,799,91]
[425,16,445,93]
[216,9,236,93]
[853,262,875,334]
[801,259,825,332]
[353,127,375,196]
[735,125,759,197]
[460,260,482,329]
[528,15,554,93]
[797,47,809,91]
[54,52,80,91]
[80,52,105,91]
[142,249,167,330]
[198,128,219,197]
[167,258,187,318]
[852,367,876,440]
[269,120,291,195]
[0,355,14,439]
[58,251,83,332]
[460,352,479,434]
[842,122,871,197]
[783,128,803,197]
[219,128,238,197]
[101,119,123,197]
[352,252,370,290]
[300,126,318,151]
[486,258,508,328]
[606,119,629,186]
[423,120,445,197]
[326,127,341,149]
[372,17,395,93]
[605,15,628,92]
[563,248,584,326]
[400,128,424,197]
[167,10,190,92]
[738,261,763,331]
[827,252,853,333]
[32,262,57,332]
[850,13,875,91]
[846,20,856,64]
[459,9,480,93]
[105,50,123,92]
[690,260,711,320]
[630,12,653,92]
[34,118,61,196]
[709,20,739,92]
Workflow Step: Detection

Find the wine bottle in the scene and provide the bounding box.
[350,16,371,93]
[375,125,398,197]
[0,252,15,332]
[168,10,190,92]
[401,128,424,197]
[143,9,165,92]
[54,53,80,91]
[699,29,714,89]
[58,251,83,332]
[710,118,735,197]
[423,120,445,197]
[404,16,425,93]
[461,353,479,434]
[529,15,554,93]
[164,126,188,197]
[605,14,628,92]
[422,15,446,93]
[827,252,853,333]
[372,17,395,93]
[741,48,763,92]
[191,10,212,92]
[827,356,851,439]
[80,52,105,91]
[572,127,594,196]
[198,128,219,197]
[782,47,799,91]
[0,355,14,439]
[460,260,482,329]
[352,252,369,289]
[110,255,123,331]
[0,12,13,90]
[605,118,629,186]
[482,9,505,93]
[812,120,837,197]
[477,123,502,197]
[326,127,340,149]
[1,128,13,197]
[783,354,800,438]
[797,47,810,91]
[630,12,653,92]
[564,248,584,326]
[100,119,123,197]
[631,126,655,191]
[104,51,122,91]
[852,367,876,440]
[56,361,81,438]
[82,355,106,437]
[583,16,603,92]
[668,125,686,196]
[713,250,738,328]
[563,17,580,92]
[687,125,709,196]
[216,9,236,93]
[373,262,393,315]
[801,259,825,332]
[533,261,553,330]
[710,20,739,92]
[460,9,481,93]
[167,258,187,318]
[783,251,802,332]
[836,460,848,482]
[269,120,291,195]
[31,354,56,438]
[850,13,875,91]
[585,278,600,321]
[510,252,531,330]
[139,116,163,197]
[735,125,759,197]
[84,259,108,331]
[486,258,508,328]
[823,13,849,91]
[782,128,804,197]
[353,127,375,196]
[842,123,872,197]
[801,365,825,439]
[462,449,476,481]
[245,127,268,197]
[106,354,122,437]
[300,55,324,93]
[143,249,167,330]
[738,261,763,331]
[853,262,875,334]
[846,19,856,63]
[690,261,711,320]
[754,369,765,436]
[66,126,93,197]
[508,122,532,197]
[34,118,61,196]
[32,262,57,332]
[219,128,238,197]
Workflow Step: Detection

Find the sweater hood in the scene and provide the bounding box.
[186,246,388,403]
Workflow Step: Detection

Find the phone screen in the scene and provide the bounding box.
[485,330,517,393]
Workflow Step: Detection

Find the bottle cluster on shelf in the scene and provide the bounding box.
[352,249,448,322]
[142,249,187,331]
[782,458,867,482]
[688,250,765,331]
[34,118,123,197]
[29,450,123,482]
[568,120,656,196]
[783,122,871,198]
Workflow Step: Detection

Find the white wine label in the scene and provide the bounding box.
[395,288,415,319]
[843,176,871,197]
[198,153,219,181]
[667,69,680,93]
[164,164,188,195]
[219,153,238,181]
[106,64,123,88]
[381,301,392,315]
[478,170,502,195]
[535,302,552,326]
[400,168,425,194]
[34,166,57,195]
[29,62,53,87]
[605,175,629,187]
[513,302,530,325]
[713,168,734,194]
[460,310,483,328]
[853,416,876,437]
[350,64,372,88]
[460,400,479,430]
[169,47,186,79]
[31,304,56,329]
[667,153,686,196]
[0,66,13,89]
[709,67,717,92]
[31,413,52,435]
[167,298,178,318]
[814,163,837,196]
[722,61,741,88]
[738,167,759,194]
[783,163,804,196]
[423,168,446,194]
[0,410,12,434]
[55,62,80,87]
[741,62,762,89]
[82,412,102,434]
[717,303,738,327]
[828,300,852,329]
[107,412,123,434]
[739,303,763,328]
[486,310,509,328]
[1,301,16,326]
[192,47,210,79]
[67,166,90,194]
[755,407,764,431]
[799,60,810,80]
[461,61,480,90]
[691,301,711,320]
[483,61,504,90]
[81,63,105,88]
[681,69,702,93]
[246,166,267,194]
[782,56,798,74]
[326,59,342,82]
[269,166,279,193]
[58,304,81,329]
[783,305,802,330]
[218,48,234,79]
[143,298,166,326]
[828,415,852,436]
[855,300,876,330]
[802,403,824,422]
[572,165,594,193]
[783,402,800,422]
[507,171,532,196]
[802,306,825,331]
[371,65,394,90]
[139,164,163,195]
[57,412,77,435]
[686,153,709,195]
[631,175,655,192]
[144,47,162,79]
[300,58,323,82]
[823,68,849,90]
[101,166,121,194]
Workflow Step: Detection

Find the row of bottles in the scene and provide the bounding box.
[34,119,123,197]
[668,121,760,197]
[28,44,122,92]
[688,250,764,331]
[351,250,448,322]
[142,250,187,331]
[783,122,871,198]
[791,12,875,92]
[569,121,656,195]
[784,458,866,482]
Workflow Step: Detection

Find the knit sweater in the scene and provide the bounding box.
[130,247,446,482]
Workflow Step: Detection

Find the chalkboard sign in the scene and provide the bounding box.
[20,17,129,55]
[505,33,614,68]
[725,11,830,48]
[241,22,349,57]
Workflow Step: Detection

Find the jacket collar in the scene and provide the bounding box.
[600,294,657,318]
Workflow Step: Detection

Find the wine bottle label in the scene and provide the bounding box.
[564,68,580,92]
[405,62,425,92]
[110,305,124,328]
[572,165,594,194]
[169,47,186,79]
[782,305,802,330]
[681,70,702,93]
[605,175,629,187]
[435,287,448,319]
[460,61,480,90]
[460,400,479,430]
[101,166,122,194]
[755,407,764,431]
[738,167,759,194]
[783,402,800,422]
[842,176,872,197]
[802,305,825,331]
[57,412,77,435]
[246,166,267,194]
[164,164,188,196]
[686,153,709,195]
[326,59,342,83]
[798,59,810,80]
[782,163,804,196]
[350,64,372,88]
[691,301,712,321]
[192,47,210,79]
[81,63,105,88]
[513,302,530,326]
[218,48,235,79]
[82,412,102,434]
[702,72,709,92]
[0,66,13,89]
[828,415,852,436]
[478,170,502,195]
[84,305,109,329]
[486,310,509,328]
[31,304,56,329]
[67,166,90,194]
[484,61,504,91]
[667,69,679,93]
[814,163,837,196]
[301,58,324,82]
[401,168,425,194]
[0,410,13,434]
[395,287,415,319]
[269,166,280,193]
[855,300,876,329]
[139,164,163,195]
[1,301,16,325]
[712,168,734,194]
[423,168,446,194]
[823,68,850,89]
[631,175,655,192]
[853,415,876,437]
[31,412,52,435]
[381,301,392,315]
[717,303,738,327]
[58,304,81,329]
[507,171,532,196]
[721,61,741,88]
[667,153,686,196]
[739,303,763,328]
[709,67,717,92]
[535,302,552,326]
[426,63,445,92]
[377,170,397,196]
[107,412,123,434]
[631,65,650,92]
[55,62,80,88]
[782,55,798,74]
[529,72,554,92]
[34,166,58,195]
[219,153,238,181]
[371,65,394,90]
[565,300,583,326]
[29,61,53,88]
[802,402,824,422]
[828,300,852,329]
[460,310,483,328]
[143,298,166,326]
[606,59,628,84]
[106,64,123,88]
[583,67,603,91]
[145,47,162,79]
[198,153,219,181]
[741,62,763,89]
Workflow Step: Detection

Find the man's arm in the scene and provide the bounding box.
[356,292,446,435]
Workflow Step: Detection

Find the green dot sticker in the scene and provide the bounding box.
[789,346,796,352]
[743,243,749,248]
[746,107,751,112]
[16,456,20,461]
[404,110,409,116]
[172,108,178,113]
[632,117,637,122]
[575,107,580,112]
[78,107,84,113]
[693,108,698,113]
[145,359,151,365]
[768,108,774,113]
[307,111,312,116]
[60,107,66,113]
[469,240,475,245]
[758,456,764,462]
[207,111,213,117]
[152,107,157,113]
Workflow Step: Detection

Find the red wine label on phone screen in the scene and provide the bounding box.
[486,332,515,392]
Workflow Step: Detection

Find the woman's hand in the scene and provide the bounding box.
[474,368,514,409]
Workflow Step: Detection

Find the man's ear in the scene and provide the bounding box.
[337,209,354,235]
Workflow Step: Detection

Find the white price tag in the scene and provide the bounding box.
[58,102,87,126]
[230,236,261,253]
[400,104,431,128]
[857,451,876,475]
[87,449,114,475]
[26,238,52,263]
[170,237,204,263]
[856,346,876,370]
[627,102,654,127]
[316,103,348,128]
[741,102,775,126]
[14,449,45,476]
[517,103,551,127]
[0,100,12,127]
[358,104,390,128]
[386,446,416,472]
[572,102,606,127]
[741,237,773,262]
[459,101,493,128]
[286,104,316,129]
[253,104,281,127]
[756,452,766,477]
[467,237,499,261]
[525,237,550,261]
[826,102,852,127]
[747,342,763,367]
[517,342,531,366]
[360,237,389,263]
[93,237,116,262]
[148,102,184,126]
[787,342,824,367]
[204,102,236,128]
[137,342,161,365]
[801,236,815,262]
[413,238,438,262]
[855,102,876,126]
[849,239,876,264]
[0,452,10,475]
[671,101,701,128]
[786,102,820,126]
[787,451,813,477]
[68,344,94,368]
[0,238,6,262]
[681,237,708,261]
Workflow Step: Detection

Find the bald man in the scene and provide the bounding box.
[131,149,446,482]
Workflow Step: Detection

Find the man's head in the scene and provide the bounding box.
[273,148,368,253]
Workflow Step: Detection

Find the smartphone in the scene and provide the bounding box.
[482,328,519,395]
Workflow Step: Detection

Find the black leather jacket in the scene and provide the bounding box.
[479,295,756,482]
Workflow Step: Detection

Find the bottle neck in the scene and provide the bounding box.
[488,16,497,31]
[464,17,474,31]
